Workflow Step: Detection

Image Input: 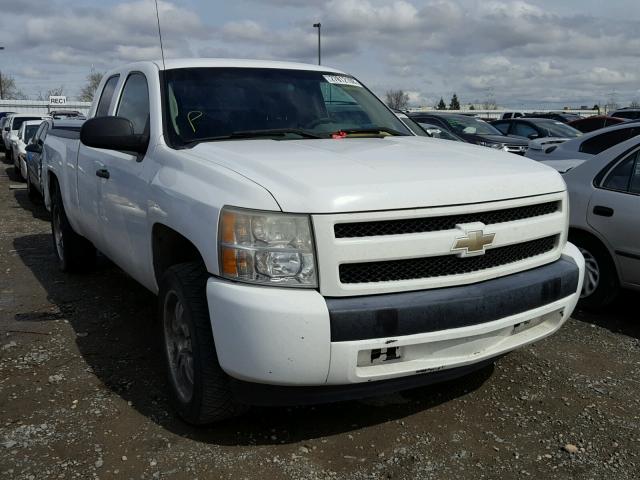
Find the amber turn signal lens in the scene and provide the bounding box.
[221,211,236,244]
[221,247,238,276]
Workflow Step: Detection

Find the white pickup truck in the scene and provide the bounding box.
[42,59,584,424]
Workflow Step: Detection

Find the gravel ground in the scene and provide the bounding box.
[1,153,639,480]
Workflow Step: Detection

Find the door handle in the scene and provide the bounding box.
[96,168,110,179]
[593,205,613,217]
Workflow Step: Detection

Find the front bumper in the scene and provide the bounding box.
[207,243,584,395]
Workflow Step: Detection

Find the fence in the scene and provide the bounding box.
[406,109,599,120]
[0,99,92,115]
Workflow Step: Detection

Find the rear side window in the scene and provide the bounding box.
[95,75,120,117]
[603,151,638,192]
[116,73,150,135]
[613,111,640,120]
[12,117,41,131]
[579,128,638,155]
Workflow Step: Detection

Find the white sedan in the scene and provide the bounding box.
[11,120,43,180]
[542,136,640,308]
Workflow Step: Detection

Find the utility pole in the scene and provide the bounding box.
[313,23,321,65]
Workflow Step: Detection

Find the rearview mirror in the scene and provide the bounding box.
[80,116,148,154]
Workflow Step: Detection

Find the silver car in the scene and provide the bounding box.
[527,121,640,162]
[542,137,640,308]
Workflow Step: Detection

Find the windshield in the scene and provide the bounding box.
[538,121,582,138]
[12,117,42,131]
[24,124,40,141]
[443,116,502,136]
[163,68,411,145]
[418,123,462,142]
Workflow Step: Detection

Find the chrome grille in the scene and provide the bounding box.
[334,201,559,239]
[339,235,558,284]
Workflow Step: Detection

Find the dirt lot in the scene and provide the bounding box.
[0,153,639,480]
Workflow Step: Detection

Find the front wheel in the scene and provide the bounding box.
[158,262,245,424]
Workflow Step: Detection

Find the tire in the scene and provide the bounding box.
[570,232,619,309]
[51,181,96,272]
[26,175,40,202]
[158,262,245,425]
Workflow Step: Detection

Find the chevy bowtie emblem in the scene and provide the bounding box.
[452,223,495,257]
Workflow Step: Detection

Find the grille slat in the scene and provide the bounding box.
[339,236,557,284]
[334,201,559,239]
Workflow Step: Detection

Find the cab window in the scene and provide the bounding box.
[96,75,120,117]
[116,73,150,135]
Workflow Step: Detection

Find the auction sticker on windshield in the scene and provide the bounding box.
[323,75,362,87]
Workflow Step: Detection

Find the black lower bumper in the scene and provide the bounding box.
[230,356,498,406]
[326,257,579,342]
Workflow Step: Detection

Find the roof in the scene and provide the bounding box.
[111,58,346,74]
[21,120,45,126]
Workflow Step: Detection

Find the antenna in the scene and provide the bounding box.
[154,0,166,69]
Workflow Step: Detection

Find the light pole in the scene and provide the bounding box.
[313,23,321,65]
[0,46,4,100]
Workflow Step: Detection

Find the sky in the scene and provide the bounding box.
[0,0,638,108]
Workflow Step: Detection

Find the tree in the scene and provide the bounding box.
[0,73,26,100]
[449,93,460,110]
[436,97,447,110]
[79,71,104,102]
[630,100,640,108]
[468,104,475,110]
[37,86,65,101]
[385,89,409,110]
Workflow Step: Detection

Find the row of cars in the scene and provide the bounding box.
[0,111,85,198]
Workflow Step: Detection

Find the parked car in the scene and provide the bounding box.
[525,112,582,123]
[2,113,49,164]
[567,115,626,133]
[417,122,466,142]
[501,112,525,119]
[49,110,86,120]
[11,120,42,180]
[42,59,583,424]
[391,109,430,137]
[25,118,85,200]
[491,118,582,141]
[610,108,640,120]
[541,137,640,308]
[525,121,640,161]
[408,112,528,154]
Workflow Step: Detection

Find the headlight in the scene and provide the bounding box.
[218,206,317,287]
[489,143,504,149]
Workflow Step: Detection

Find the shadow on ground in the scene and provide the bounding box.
[11,232,499,445]
[572,291,639,340]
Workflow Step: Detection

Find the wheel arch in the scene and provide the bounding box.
[151,223,207,288]
[568,226,620,280]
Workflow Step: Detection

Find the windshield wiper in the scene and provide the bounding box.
[183,128,322,147]
[331,127,408,137]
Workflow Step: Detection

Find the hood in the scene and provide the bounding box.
[186,136,565,213]
[528,137,570,151]
[540,159,587,173]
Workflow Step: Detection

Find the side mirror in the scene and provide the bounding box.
[3,127,8,132]
[25,143,42,154]
[527,133,539,140]
[80,116,148,154]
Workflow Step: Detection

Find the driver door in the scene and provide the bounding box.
[96,72,151,281]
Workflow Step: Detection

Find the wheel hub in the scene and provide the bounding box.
[579,247,600,298]
[163,291,194,403]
